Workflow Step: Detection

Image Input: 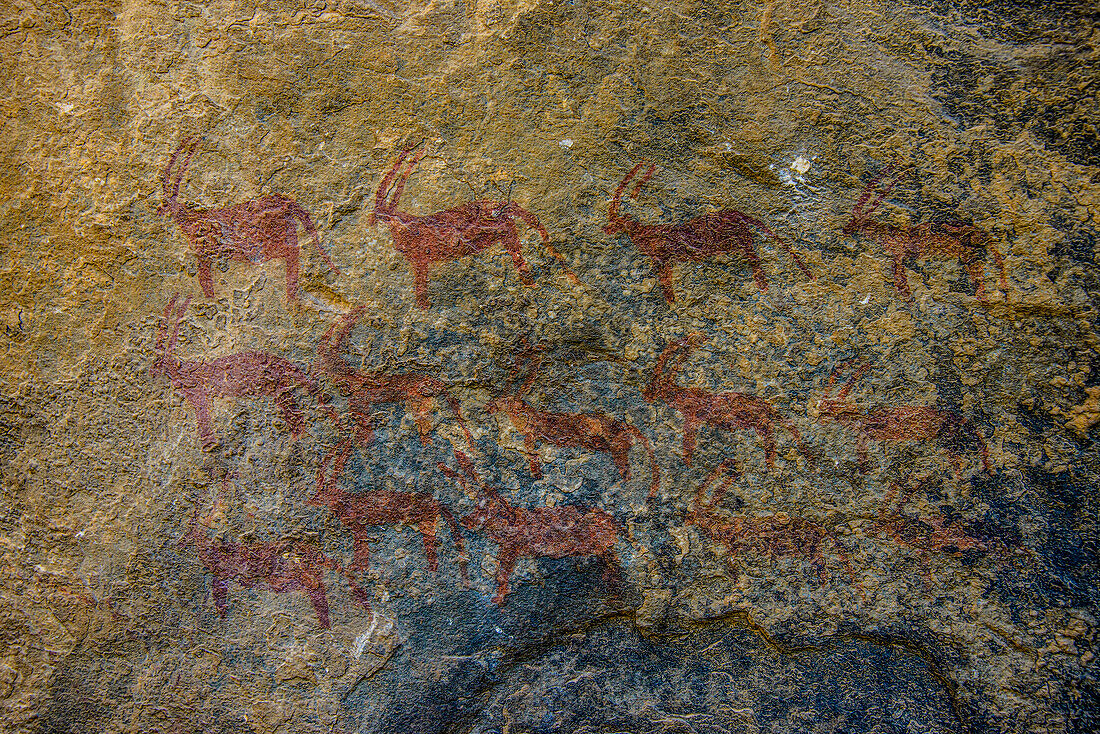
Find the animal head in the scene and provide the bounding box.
[605,162,655,236]
[372,147,425,224]
[159,138,200,217]
[843,164,903,237]
[152,294,191,377]
[643,332,705,401]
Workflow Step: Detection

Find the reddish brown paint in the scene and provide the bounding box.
[443,451,620,605]
[157,138,339,302]
[153,294,330,450]
[486,349,660,497]
[371,148,580,309]
[313,306,474,447]
[312,438,469,583]
[816,361,991,476]
[843,164,1007,303]
[179,500,372,629]
[605,162,812,303]
[687,462,861,594]
[645,333,811,468]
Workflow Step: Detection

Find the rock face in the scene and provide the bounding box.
[1,1,1097,732]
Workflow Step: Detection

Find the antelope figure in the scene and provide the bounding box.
[842,164,1007,302]
[313,306,473,447]
[605,162,812,303]
[687,462,861,592]
[645,333,811,468]
[312,439,469,582]
[442,452,621,605]
[157,137,339,302]
[372,148,580,309]
[486,348,660,497]
[815,361,992,476]
[154,294,328,449]
[180,498,372,629]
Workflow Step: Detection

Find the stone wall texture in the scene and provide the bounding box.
[1,1,1098,732]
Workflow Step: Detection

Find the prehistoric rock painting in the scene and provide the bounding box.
[313,438,469,581]
[815,361,991,476]
[313,307,473,447]
[605,162,812,302]
[486,346,660,497]
[687,462,861,594]
[645,333,810,467]
[842,164,1007,302]
[153,294,329,449]
[180,495,373,629]
[443,452,621,605]
[158,138,339,302]
[371,148,580,308]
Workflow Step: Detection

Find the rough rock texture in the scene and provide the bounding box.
[1,0,1098,732]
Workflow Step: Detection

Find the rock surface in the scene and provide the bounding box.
[1,1,1098,732]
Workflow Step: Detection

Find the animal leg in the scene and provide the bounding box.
[407,396,434,446]
[350,538,372,574]
[305,582,332,629]
[418,519,440,572]
[856,433,872,472]
[276,390,306,438]
[524,433,543,478]
[211,576,230,615]
[185,390,217,449]
[741,239,768,292]
[492,548,518,605]
[504,234,535,286]
[655,261,676,303]
[609,432,633,483]
[196,254,216,298]
[964,257,987,303]
[760,424,777,468]
[891,251,913,300]
[411,261,432,309]
[681,416,699,466]
[283,228,300,303]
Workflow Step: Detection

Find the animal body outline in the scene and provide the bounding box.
[815,361,991,476]
[153,294,329,449]
[158,137,339,302]
[605,162,812,303]
[645,333,811,468]
[442,452,621,605]
[371,148,580,309]
[842,163,1007,303]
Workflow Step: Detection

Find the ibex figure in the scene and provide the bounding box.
[606,162,811,302]
[842,164,1006,303]
[371,148,580,309]
[153,294,329,449]
[158,138,339,302]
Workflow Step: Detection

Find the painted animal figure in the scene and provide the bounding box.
[815,361,991,476]
[154,294,327,449]
[443,452,620,605]
[687,462,861,593]
[867,476,988,584]
[157,138,339,302]
[485,350,660,497]
[842,164,1007,302]
[605,162,812,302]
[180,508,372,629]
[371,148,580,309]
[312,438,468,582]
[313,306,473,447]
[645,333,811,467]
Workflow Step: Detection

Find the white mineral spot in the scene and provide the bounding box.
[559,139,573,148]
[791,156,811,175]
[58,103,73,114]
[860,294,871,305]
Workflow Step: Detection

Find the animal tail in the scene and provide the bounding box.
[508,204,582,287]
[289,200,340,274]
[628,425,661,499]
[438,504,470,586]
[738,212,813,281]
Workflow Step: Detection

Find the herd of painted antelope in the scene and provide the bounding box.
[155,139,1012,628]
